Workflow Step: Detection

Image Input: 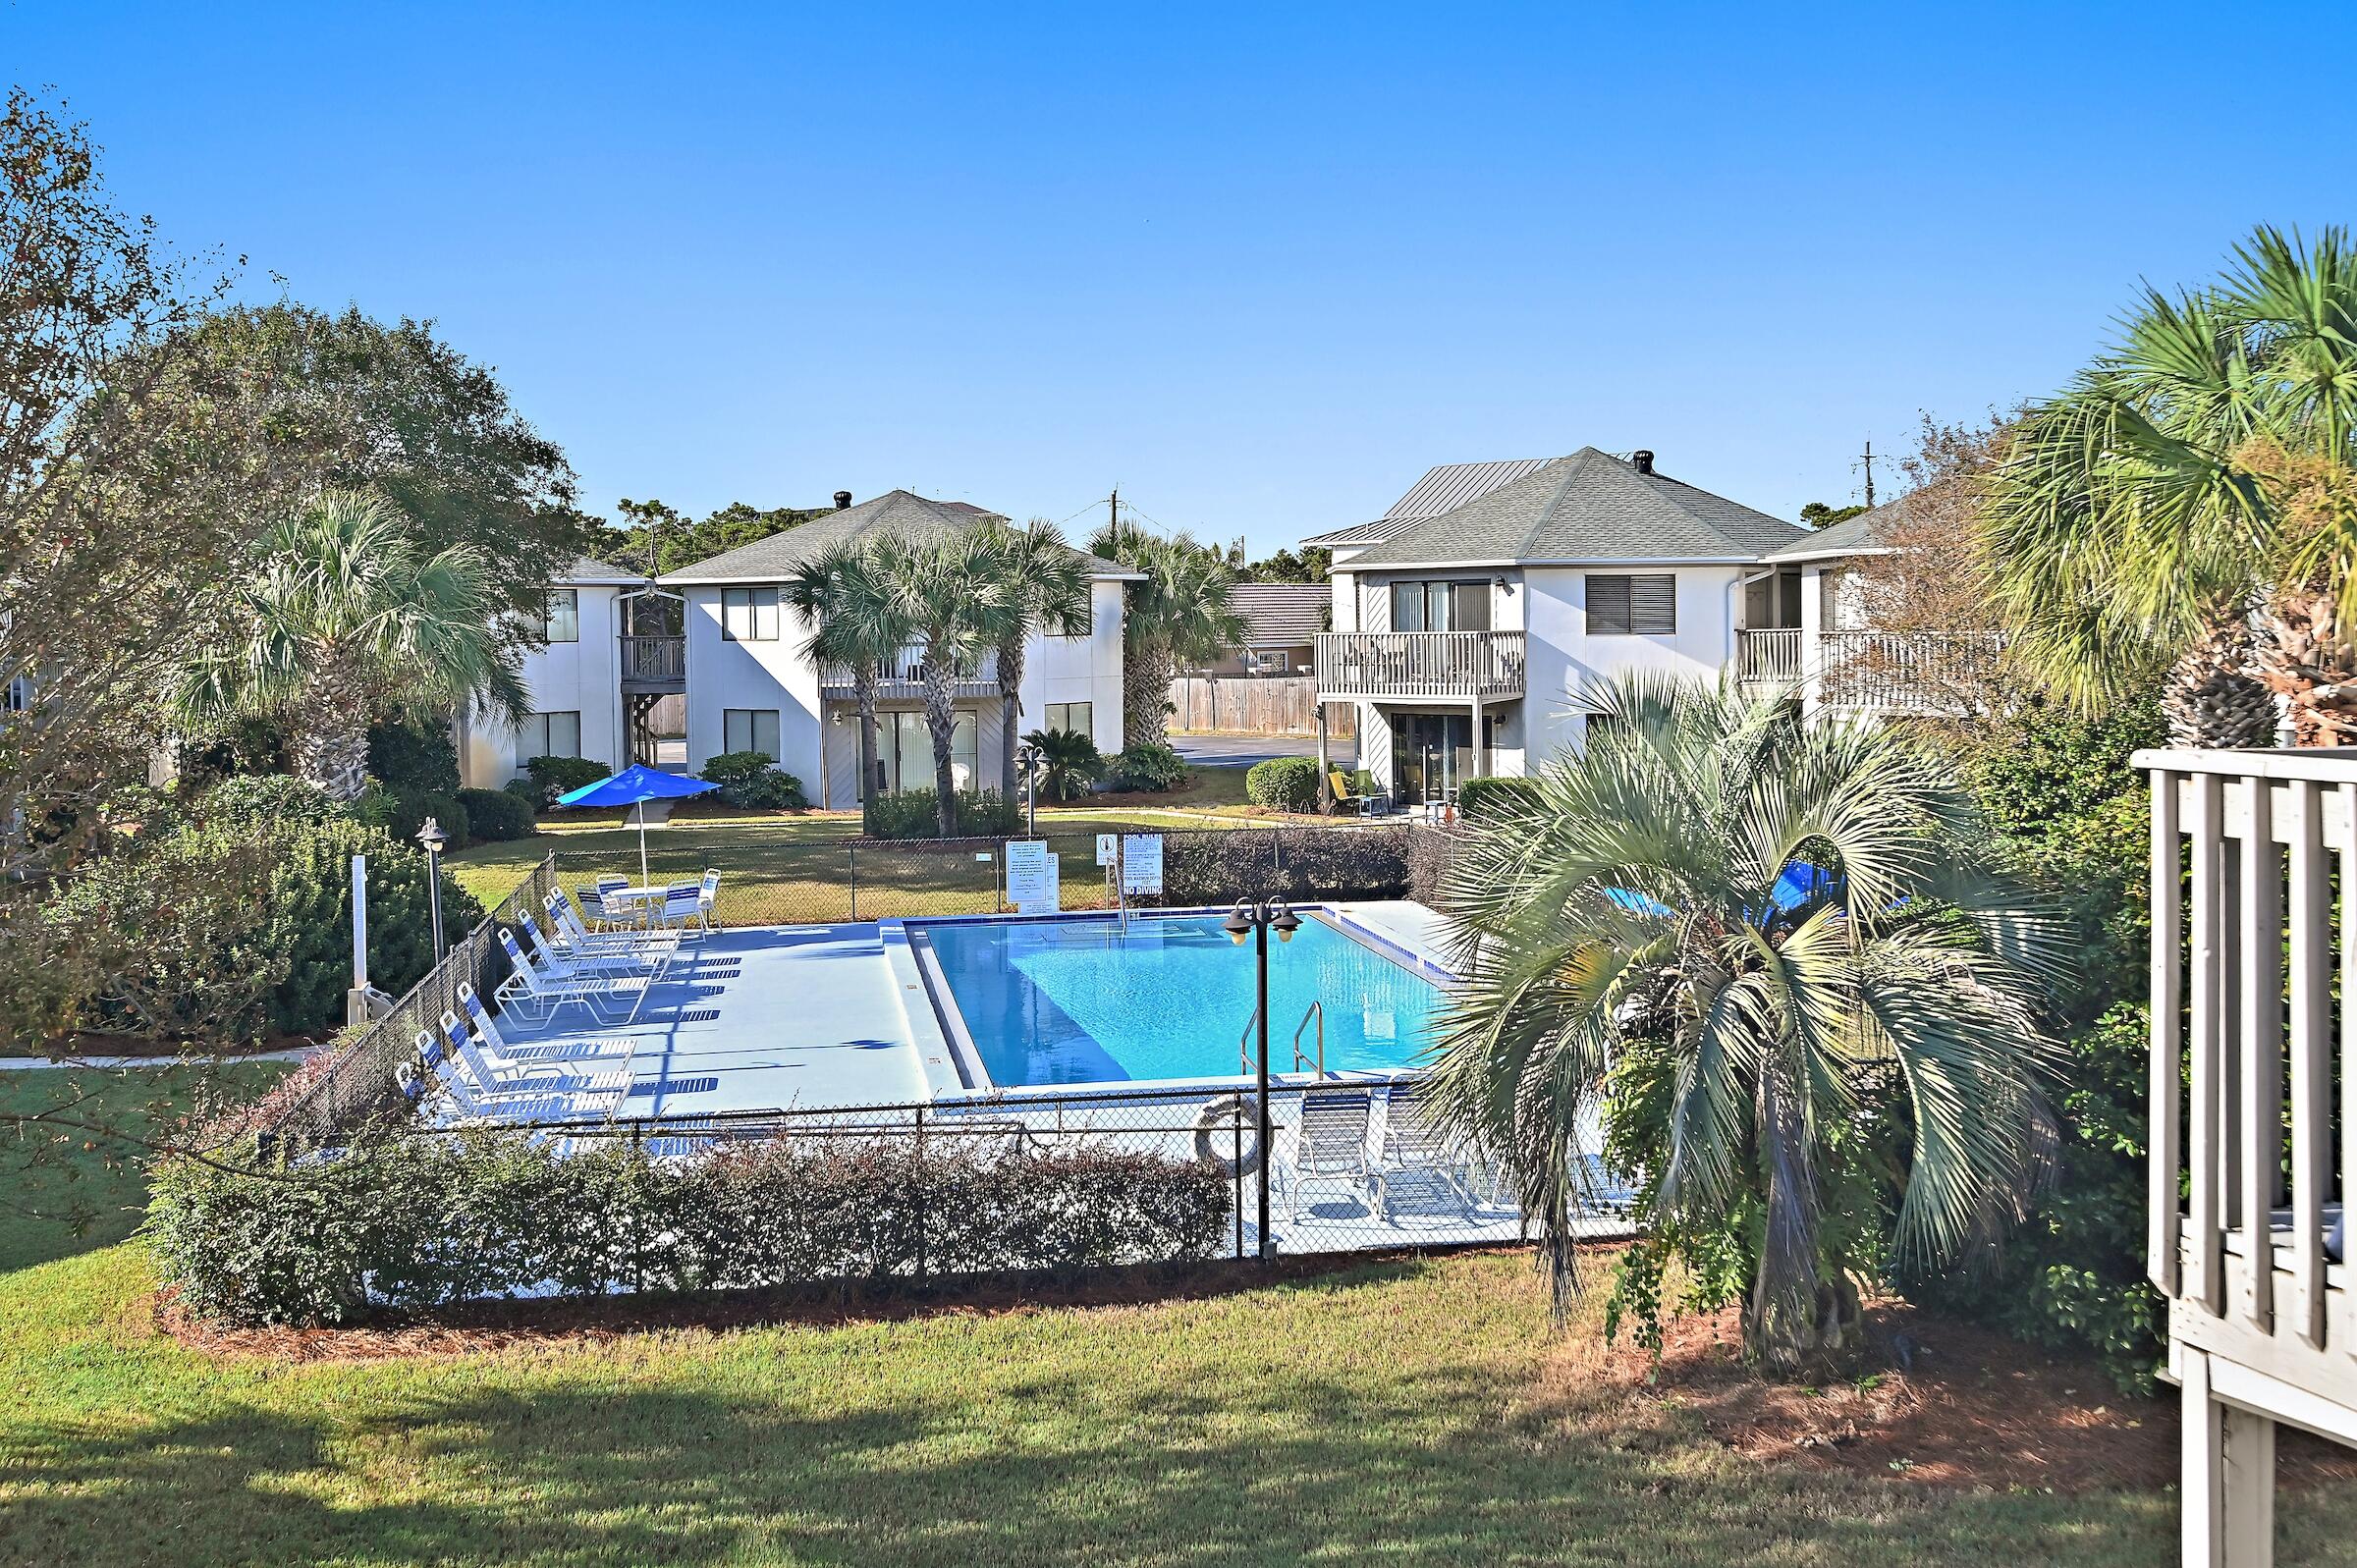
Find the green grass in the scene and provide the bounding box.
[3,1074,2354,1565]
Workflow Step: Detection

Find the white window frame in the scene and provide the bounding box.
[1585,573,1677,636]
[722,586,780,642]
[544,588,579,643]
[522,710,582,759]
[722,708,782,761]
[1043,700,1093,738]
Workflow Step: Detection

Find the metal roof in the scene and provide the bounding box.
[661,490,1138,584]
[1300,457,1560,547]
[1341,448,1807,569]
[1226,583,1330,645]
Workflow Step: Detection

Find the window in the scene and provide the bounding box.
[1043,701,1093,738]
[723,708,782,761]
[1585,574,1676,634]
[4,675,30,714]
[521,711,581,759]
[722,586,780,641]
[1052,602,1094,638]
[544,588,579,643]
[882,711,978,793]
[1390,579,1491,633]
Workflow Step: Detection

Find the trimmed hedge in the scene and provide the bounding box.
[148,1130,1235,1325]
[522,754,610,808]
[1456,776,1542,821]
[1108,742,1190,793]
[457,786,536,840]
[864,786,1022,839]
[698,750,809,810]
[1407,823,1460,908]
[1245,756,1322,812]
[1161,825,1414,905]
[384,788,469,849]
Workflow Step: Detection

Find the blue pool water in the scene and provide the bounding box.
[921,913,1446,1087]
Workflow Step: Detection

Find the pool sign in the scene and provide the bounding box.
[1095,833,1118,867]
[1006,839,1058,915]
[1120,834,1164,894]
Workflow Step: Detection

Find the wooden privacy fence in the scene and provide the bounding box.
[1169,676,1354,737]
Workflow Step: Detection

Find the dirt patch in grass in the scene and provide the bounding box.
[153,1246,1497,1362]
[1544,1295,2357,1494]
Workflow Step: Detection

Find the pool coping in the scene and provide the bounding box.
[883,901,1457,1102]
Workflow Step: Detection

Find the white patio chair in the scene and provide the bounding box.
[697,868,721,934]
[400,1033,623,1124]
[542,892,678,975]
[1279,1089,1373,1218]
[437,1009,631,1097]
[1370,1081,1477,1221]
[455,982,637,1063]
[647,883,706,939]
[495,928,647,1024]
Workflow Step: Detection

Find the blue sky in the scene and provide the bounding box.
[10,2,2356,556]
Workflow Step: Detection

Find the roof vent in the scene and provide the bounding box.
[833,490,853,510]
[1630,451,1656,475]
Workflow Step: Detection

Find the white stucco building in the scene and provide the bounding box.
[1303,448,1812,803]
[455,556,651,788]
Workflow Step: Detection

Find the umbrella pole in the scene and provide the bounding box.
[637,804,651,889]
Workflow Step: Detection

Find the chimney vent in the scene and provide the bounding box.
[1630,450,1655,475]
[833,490,852,510]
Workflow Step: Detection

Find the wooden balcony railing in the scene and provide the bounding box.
[1734,628,1802,686]
[619,635,685,685]
[820,643,998,693]
[2141,747,2357,1457]
[1314,630,1526,702]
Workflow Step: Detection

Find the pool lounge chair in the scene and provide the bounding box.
[495,928,648,1025]
[1370,1081,1477,1221]
[542,892,679,976]
[402,1032,624,1124]
[1279,1089,1373,1218]
[455,983,638,1063]
[437,1009,633,1097]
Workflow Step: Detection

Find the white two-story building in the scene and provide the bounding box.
[1307,448,1811,803]
[455,555,657,788]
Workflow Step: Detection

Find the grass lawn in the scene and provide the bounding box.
[4,1074,2356,1565]
[448,764,1336,924]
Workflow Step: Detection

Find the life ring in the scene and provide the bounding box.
[1192,1094,1266,1175]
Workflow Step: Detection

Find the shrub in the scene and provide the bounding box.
[365,720,461,794]
[1160,826,1413,905]
[44,816,483,1040]
[1407,822,1461,908]
[697,750,809,811]
[457,786,536,840]
[863,787,1022,839]
[522,754,610,808]
[1107,742,1190,793]
[147,1129,1234,1325]
[1023,727,1104,801]
[195,773,348,833]
[384,788,469,850]
[1456,776,1541,821]
[1244,756,1321,812]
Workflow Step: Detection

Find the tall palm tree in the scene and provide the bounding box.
[178,489,524,800]
[1983,225,2357,745]
[1426,674,2063,1370]
[1087,523,1246,748]
[873,528,1009,836]
[980,518,1091,800]
[784,538,910,824]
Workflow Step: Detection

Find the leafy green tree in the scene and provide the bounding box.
[874,529,1010,836]
[179,490,525,800]
[1088,524,1246,747]
[784,538,911,824]
[1427,674,2065,1370]
[980,518,1091,799]
[611,496,826,575]
[1798,501,1867,529]
[1239,546,1332,581]
[1985,224,2357,744]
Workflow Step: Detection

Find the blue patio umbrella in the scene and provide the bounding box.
[555,764,720,887]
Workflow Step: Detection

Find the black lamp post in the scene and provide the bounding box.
[416,816,448,960]
[1017,739,1041,837]
[1224,894,1300,1260]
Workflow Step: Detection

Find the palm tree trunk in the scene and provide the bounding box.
[292,722,371,802]
[996,633,1026,800]
[921,660,959,838]
[852,665,882,830]
[2165,620,2281,748]
[1743,1063,1841,1372]
[1123,642,1175,749]
[2258,587,2357,745]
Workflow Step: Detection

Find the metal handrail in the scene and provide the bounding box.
[1238,1005,1258,1074]
[1291,1000,1326,1078]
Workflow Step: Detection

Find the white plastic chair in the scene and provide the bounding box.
[495,928,645,1024]
[437,1009,631,1097]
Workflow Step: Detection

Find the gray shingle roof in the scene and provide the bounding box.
[661,490,1137,583]
[1761,485,1940,563]
[1301,457,1557,547]
[1228,583,1330,645]
[561,556,646,585]
[1340,448,1807,568]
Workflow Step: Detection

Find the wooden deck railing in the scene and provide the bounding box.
[619,635,685,684]
[820,643,997,692]
[1314,630,1526,702]
[1734,628,1802,685]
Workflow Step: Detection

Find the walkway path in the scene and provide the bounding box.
[0,1048,316,1070]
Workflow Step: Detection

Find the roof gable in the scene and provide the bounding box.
[661,490,1134,583]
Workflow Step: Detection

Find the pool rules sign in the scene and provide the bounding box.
[1119,834,1164,895]
[1006,839,1058,915]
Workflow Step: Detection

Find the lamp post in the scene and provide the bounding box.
[416,817,448,961]
[1017,739,1041,837]
[1224,894,1300,1260]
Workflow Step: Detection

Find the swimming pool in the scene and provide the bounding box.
[918,912,1447,1088]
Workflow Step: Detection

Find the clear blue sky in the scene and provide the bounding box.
[10,2,2355,556]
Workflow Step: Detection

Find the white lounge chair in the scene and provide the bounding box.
[1279,1090,1373,1218]
[1371,1081,1477,1221]
[495,928,647,1024]
[437,1009,632,1097]
[454,982,637,1063]
[401,1032,623,1123]
[541,892,678,976]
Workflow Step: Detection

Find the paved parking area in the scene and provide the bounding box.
[1171,732,1359,768]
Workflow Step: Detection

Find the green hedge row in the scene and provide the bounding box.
[1244,756,1322,812]
[148,1131,1236,1325]
[1161,825,1414,905]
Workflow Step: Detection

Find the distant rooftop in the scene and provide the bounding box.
[1227,582,1330,645]
[662,490,1136,584]
[1301,457,1558,548]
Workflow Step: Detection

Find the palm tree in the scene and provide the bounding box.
[1983,225,2357,745]
[1086,523,1246,748]
[1426,674,2063,1370]
[785,537,910,824]
[979,518,1091,799]
[1022,725,1103,801]
[873,528,1009,836]
[178,489,524,801]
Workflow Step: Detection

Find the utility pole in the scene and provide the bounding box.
[1108,486,1120,545]
[1859,439,1877,509]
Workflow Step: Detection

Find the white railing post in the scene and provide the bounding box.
[2286,777,2330,1349]
[2236,776,2280,1334]
[2149,768,2183,1296]
[2187,769,2224,1316]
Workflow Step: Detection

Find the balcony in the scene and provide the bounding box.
[1734,627,1802,686]
[820,643,1000,700]
[2141,747,2357,1544]
[619,635,685,691]
[1314,630,1526,703]
[1733,629,2004,713]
